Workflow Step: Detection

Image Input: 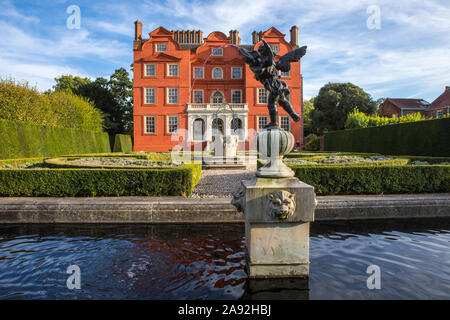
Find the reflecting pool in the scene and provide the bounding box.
[0,218,449,299]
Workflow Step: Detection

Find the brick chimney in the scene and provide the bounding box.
[229,30,241,44]
[290,25,298,48]
[134,20,142,40]
[252,31,258,44]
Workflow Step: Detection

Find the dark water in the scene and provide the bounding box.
[0,219,449,300]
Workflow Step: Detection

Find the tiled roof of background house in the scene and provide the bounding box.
[386,98,430,109]
[427,87,450,110]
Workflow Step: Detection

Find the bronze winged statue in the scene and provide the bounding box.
[239,39,307,129]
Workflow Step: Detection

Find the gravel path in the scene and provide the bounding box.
[191,169,256,198]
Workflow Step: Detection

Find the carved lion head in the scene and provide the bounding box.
[266,190,296,220]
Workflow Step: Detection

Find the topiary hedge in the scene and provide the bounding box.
[0,164,202,197]
[324,117,450,157]
[113,134,133,153]
[0,119,111,159]
[292,165,449,195]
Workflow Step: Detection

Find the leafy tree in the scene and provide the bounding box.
[53,68,133,134]
[310,83,377,134]
[303,98,315,136]
[109,68,133,133]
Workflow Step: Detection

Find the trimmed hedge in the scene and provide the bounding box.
[324,117,450,157]
[292,165,449,195]
[0,164,202,197]
[113,134,133,153]
[0,119,111,159]
[0,157,45,167]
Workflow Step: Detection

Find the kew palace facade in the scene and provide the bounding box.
[133,22,304,152]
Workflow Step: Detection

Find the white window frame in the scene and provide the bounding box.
[144,88,156,105]
[231,89,242,104]
[280,70,290,77]
[167,87,179,104]
[436,110,443,118]
[257,88,268,104]
[155,43,168,52]
[167,116,178,134]
[193,90,204,103]
[212,67,223,79]
[211,90,225,104]
[144,116,156,134]
[257,116,268,131]
[269,44,279,55]
[280,116,290,132]
[144,64,156,77]
[193,67,204,79]
[212,47,223,56]
[167,64,179,77]
[231,67,242,79]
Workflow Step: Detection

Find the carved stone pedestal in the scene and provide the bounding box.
[233,177,316,278]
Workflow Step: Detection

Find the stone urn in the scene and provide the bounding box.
[256,127,295,178]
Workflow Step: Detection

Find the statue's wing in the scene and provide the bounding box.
[238,47,259,65]
[276,45,307,72]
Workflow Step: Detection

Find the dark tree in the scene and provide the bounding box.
[53,68,133,134]
[310,82,377,134]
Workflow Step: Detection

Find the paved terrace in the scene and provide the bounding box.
[0,193,448,224]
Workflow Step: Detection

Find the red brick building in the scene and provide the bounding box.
[426,86,450,118]
[132,22,304,152]
[377,98,429,117]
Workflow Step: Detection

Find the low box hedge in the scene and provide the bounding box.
[292,165,449,195]
[0,164,202,197]
[0,157,45,167]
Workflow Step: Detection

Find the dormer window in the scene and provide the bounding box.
[156,43,168,52]
[212,47,223,56]
[269,44,279,55]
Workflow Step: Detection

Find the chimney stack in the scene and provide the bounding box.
[446,86,450,91]
[235,30,241,44]
[290,25,298,48]
[134,20,142,40]
[229,30,241,44]
[252,31,258,44]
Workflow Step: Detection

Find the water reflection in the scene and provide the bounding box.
[0,218,449,300]
[241,278,309,300]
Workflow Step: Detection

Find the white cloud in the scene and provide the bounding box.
[0,57,89,91]
[0,0,448,101]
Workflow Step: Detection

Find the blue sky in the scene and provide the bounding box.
[1,0,449,102]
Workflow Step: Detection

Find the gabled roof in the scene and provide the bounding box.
[138,52,181,62]
[263,27,285,38]
[385,98,429,109]
[149,26,173,37]
[427,87,450,110]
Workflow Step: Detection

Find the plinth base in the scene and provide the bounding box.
[235,176,316,279]
[247,262,309,279]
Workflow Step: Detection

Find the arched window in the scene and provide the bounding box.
[212,67,223,79]
[231,118,244,141]
[231,118,242,131]
[212,118,224,135]
[211,91,224,104]
[193,118,205,141]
